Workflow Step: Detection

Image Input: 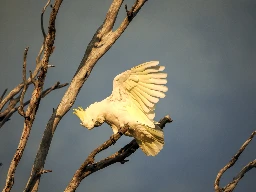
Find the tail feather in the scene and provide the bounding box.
[135,125,164,156]
[137,140,158,156]
[146,125,164,143]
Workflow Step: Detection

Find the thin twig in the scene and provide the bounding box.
[18,47,29,117]
[125,0,139,18]
[0,82,68,128]
[0,89,8,103]
[36,44,44,65]
[39,169,52,175]
[0,96,20,122]
[214,130,256,192]
[29,71,36,85]
[41,82,68,98]
[47,64,55,68]
[41,0,51,38]
[0,107,15,127]
[64,116,172,192]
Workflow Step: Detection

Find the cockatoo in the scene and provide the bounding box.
[73,61,168,156]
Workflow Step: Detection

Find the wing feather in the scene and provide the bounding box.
[111,61,168,123]
[132,61,159,72]
[133,87,159,104]
[139,82,168,92]
[131,88,154,108]
[137,84,166,98]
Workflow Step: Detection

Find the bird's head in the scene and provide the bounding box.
[73,103,105,130]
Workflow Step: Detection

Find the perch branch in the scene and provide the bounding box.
[64,115,172,192]
[24,1,148,191]
[2,0,63,191]
[214,130,256,192]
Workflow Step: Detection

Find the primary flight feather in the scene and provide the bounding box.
[73,61,168,156]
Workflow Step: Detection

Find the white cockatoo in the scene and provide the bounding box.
[73,61,168,156]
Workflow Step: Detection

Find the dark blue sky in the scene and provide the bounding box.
[0,0,256,191]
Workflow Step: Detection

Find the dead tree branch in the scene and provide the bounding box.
[18,47,29,117]
[214,130,256,192]
[64,115,172,192]
[24,1,148,191]
[41,0,51,38]
[0,89,8,103]
[0,44,44,125]
[0,96,20,126]
[0,26,45,125]
[0,51,43,114]
[41,82,68,98]
[0,82,68,128]
[2,0,63,191]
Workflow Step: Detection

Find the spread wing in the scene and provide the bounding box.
[110,61,168,122]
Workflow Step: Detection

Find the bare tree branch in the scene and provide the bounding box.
[41,0,51,38]
[0,47,44,121]
[0,89,8,103]
[18,47,29,117]
[41,82,68,98]
[0,95,20,125]
[36,44,44,65]
[0,82,68,128]
[97,0,123,37]
[125,0,139,18]
[0,85,23,116]
[24,1,148,191]
[64,115,172,192]
[0,23,45,123]
[214,130,256,192]
[223,160,256,192]
[2,0,63,191]
[0,57,43,114]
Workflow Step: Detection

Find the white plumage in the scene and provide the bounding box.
[73,61,168,156]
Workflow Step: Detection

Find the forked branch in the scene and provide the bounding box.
[0,0,47,122]
[64,115,172,192]
[214,130,256,192]
[0,82,68,128]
